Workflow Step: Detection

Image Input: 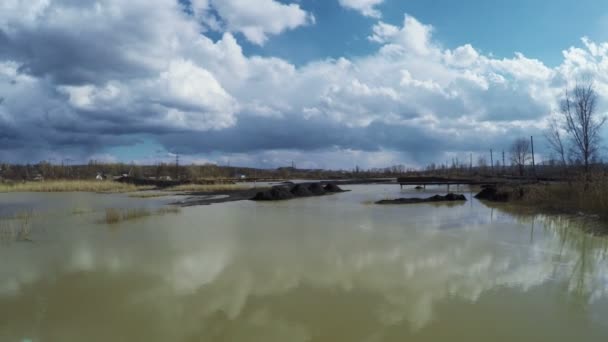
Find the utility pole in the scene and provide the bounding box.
[530,136,536,177]
[175,153,179,180]
[470,153,473,174]
[502,151,505,174]
[490,149,494,174]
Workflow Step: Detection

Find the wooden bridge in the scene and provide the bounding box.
[397,177,502,191]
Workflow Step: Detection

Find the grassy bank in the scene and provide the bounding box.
[0,180,150,193]
[520,182,608,217]
[495,174,608,228]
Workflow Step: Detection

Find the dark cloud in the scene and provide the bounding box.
[158,115,450,161]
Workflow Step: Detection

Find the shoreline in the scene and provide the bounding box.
[173,180,365,206]
[474,183,608,235]
[175,188,266,207]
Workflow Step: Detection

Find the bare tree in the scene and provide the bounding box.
[560,82,605,173]
[510,138,531,177]
[545,117,567,167]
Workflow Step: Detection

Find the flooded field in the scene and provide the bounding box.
[1,184,607,341]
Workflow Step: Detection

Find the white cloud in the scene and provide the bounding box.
[154,59,238,130]
[1,2,608,166]
[369,15,437,56]
[443,44,480,67]
[192,0,314,45]
[339,0,385,18]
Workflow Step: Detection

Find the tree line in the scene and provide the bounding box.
[422,80,606,179]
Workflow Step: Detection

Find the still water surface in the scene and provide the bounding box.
[1,184,608,341]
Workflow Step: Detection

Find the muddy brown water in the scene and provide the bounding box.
[0,185,607,341]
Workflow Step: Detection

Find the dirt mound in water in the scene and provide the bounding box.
[252,186,295,201]
[252,182,350,201]
[444,193,467,201]
[376,193,467,205]
[308,183,327,195]
[324,183,345,193]
[290,184,313,196]
[474,186,511,202]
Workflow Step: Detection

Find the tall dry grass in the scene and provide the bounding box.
[0,211,33,242]
[103,206,181,224]
[519,173,608,219]
[0,180,150,193]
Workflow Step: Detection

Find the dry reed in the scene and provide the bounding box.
[0,180,151,193]
[0,210,33,242]
[518,173,608,221]
[103,206,181,224]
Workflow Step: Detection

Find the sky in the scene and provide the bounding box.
[1,0,608,169]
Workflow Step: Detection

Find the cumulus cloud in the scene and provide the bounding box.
[190,0,314,45]
[339,0,385,18]
[0,3,607,167]
[369,15,436,56]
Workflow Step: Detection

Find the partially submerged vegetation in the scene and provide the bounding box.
[0,180,150,193]
[0,211,33,242]
[473,174,608,232]
[520,177,608,220]
[103,206,181,224]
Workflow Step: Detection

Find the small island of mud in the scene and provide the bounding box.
[376,193,467,205]
[474,184,526,202]
[252,182,349,201]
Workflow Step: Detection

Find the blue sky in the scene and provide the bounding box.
[244,0,608,66]
[1,0,608,168]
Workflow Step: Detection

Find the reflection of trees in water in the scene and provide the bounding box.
[516,214,608,303]
[484,201,608,303]
[549,217,608,303]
